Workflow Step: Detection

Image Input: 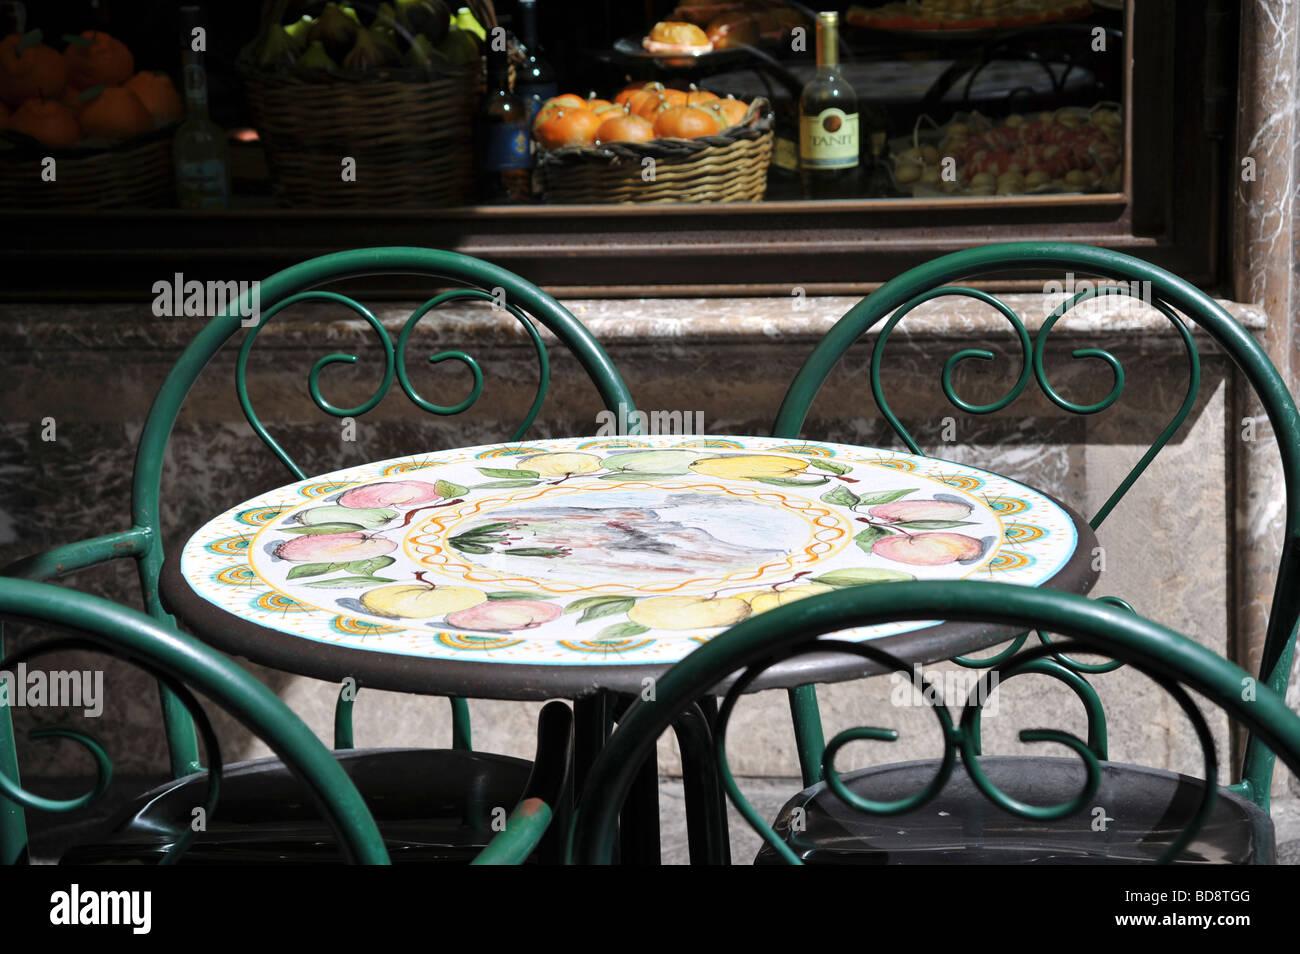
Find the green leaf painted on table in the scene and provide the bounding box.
[458,522,513,537]
[343,556,396,576]
[297,505,397,529]
[286,562,334,580]
[820,486,860,508]
[854,488,918,506]
[280,522,366,535]
[478,467,539,480]
[595,622,650,640]
[486,591,556,601]
[854,526,892,552]
[808,459,852,475]
[892,520,979,530]
[578,598,635,623]
[813,567,915,588]
[564,595,636,615]
[302,575,395,588]
[448,539,492,554]
[504,547,567,558]
[748,476,830,488]
[470,480,541,489]
[434,479,469,498]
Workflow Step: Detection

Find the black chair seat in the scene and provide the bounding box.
[61,748,534,865]
[757,756,1275,865]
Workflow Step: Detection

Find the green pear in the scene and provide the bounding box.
[436,24,479,66]
[284,15,312,53]
[454,6,486,42]
[309,2,359,61]
[295,40,338,73]
[397,0,450,45]
[404,33,444,70]
[343,26,400,71]
[256,23,296,70]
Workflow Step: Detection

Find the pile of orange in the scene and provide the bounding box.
[532,83,751,150]
[0,28,182,148]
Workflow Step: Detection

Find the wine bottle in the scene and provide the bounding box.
[514,0,557,126]
[799,11,859,200]
[174,5,231,210]
[474,37,531,203]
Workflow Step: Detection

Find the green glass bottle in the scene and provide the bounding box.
[173,5,231,209]
[474,37,531,203]
[799,11,859,200]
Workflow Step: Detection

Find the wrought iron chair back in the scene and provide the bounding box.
[771,242,1300,804]
[0,577,390,865]
[5,247,638,776]
[569,581,1300,865]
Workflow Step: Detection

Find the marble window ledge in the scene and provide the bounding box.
[0,294,1267,352]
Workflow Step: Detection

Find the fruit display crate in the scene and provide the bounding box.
[536,98,774,204]
[237,1,496,208]
[239,64,482,207]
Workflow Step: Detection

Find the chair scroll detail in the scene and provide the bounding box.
[569,583,1300,866]
[5,247,639,778]
[0,579,390,865]
[771,243,1300,807]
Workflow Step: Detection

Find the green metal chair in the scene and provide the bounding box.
[569,582,1300,864]
[3,247,625,861]
[0,577,389,865]
[769,242,1300,794]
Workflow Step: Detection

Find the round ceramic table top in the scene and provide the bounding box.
[163,435,1098,700]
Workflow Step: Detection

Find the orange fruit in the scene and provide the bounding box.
[0,30,67,107]
[78,85,152,141]
[614,81,662,106]
[60,84,84,109]
[9,98,80,147]
[63,31,134,89]
[709,95,748,128]
[594,110,655,145]
[543,93,587,111]
[533,107,602,149]
[630,91,669,120]
[124,71,182,125]
[684,85,718,106]
[653,104,720,139]
[586,97,613,110]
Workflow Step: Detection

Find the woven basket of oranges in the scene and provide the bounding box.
[0,29,181,208]
[237,1,497,207]
[533,87,773,204]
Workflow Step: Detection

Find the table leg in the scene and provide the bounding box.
[573,692,610,800]
[673,700,731,865]
[619,744,662,865]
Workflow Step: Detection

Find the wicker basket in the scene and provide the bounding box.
[0,132,175,209]
[238,1,496,208]
[536,99,774,204]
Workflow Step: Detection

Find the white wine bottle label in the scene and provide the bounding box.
[800,108,859,169]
